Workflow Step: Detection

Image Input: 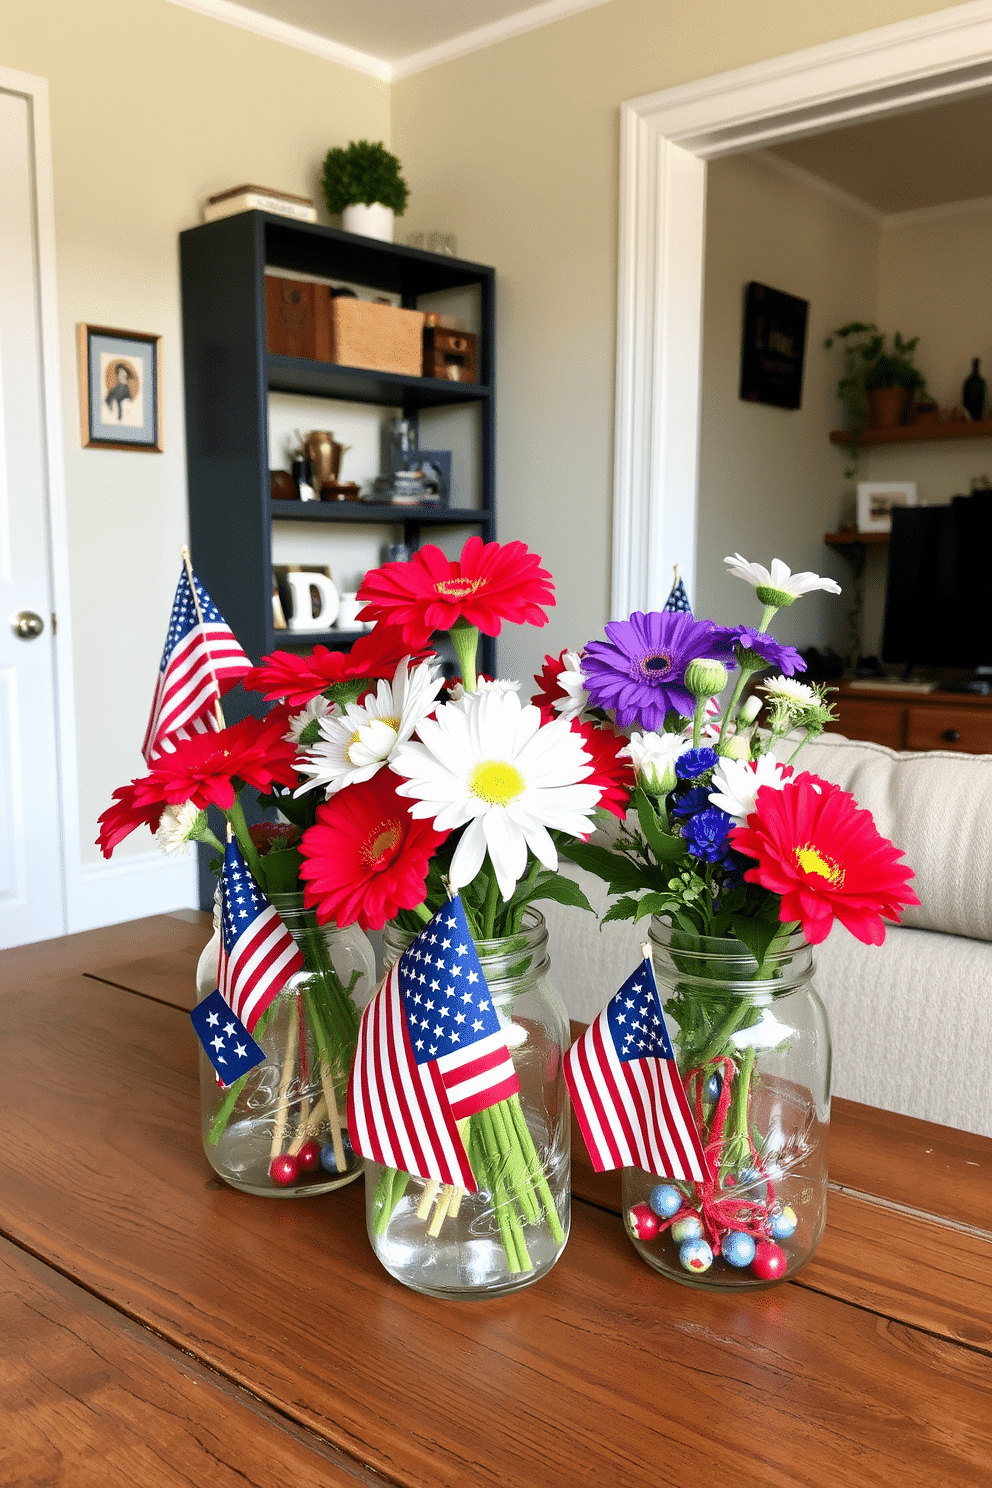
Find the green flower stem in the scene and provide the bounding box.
[720,1044,756,1182]
[206,1002,277,1146]
[757,603,779,634]
[507,1094,565,1242]
[450,620,479,693]
[412,902,432,925]
[490,1099,540,1222]
[224,795,266,884]
[717,666,756,746]
[194,825,226,855]
[473,1108,529,1272]
[373,1167,409,1236]
[692,696,706,750]
[481,871,502,940]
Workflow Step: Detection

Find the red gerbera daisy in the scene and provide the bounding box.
[729,772,919,946]
[298,769,449,931]
[242,626,414,706]
[97,781,169,858]
[356,536,555,648]
[532,650,570,712]
[567,717,635,821]
[131,715,300,813]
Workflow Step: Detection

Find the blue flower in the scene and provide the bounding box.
[682,807,734,863]
[675,747,718,781]
[731,628,806,677]
[671,785,711,819]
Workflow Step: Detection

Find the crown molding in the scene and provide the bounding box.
[162,0,391,80]
[882,192,992,226]
[162,0,612,82]
[752,147,881,222]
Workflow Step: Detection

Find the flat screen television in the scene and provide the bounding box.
[881,495,992,683]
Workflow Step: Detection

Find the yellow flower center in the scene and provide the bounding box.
[436,577,484,599]
[794,843,845,886]
[470,759,525,806]
[361,820,403,869]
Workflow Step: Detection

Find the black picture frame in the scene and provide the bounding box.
[739,282,809,411]
[416,450,451,507]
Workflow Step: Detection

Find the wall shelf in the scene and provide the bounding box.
[829,418,992,447]
[823,530,889,551]
[269,501,486,526]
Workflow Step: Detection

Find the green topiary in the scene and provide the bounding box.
[321,139,409,216]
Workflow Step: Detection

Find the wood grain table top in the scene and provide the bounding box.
[2,913,990,1488]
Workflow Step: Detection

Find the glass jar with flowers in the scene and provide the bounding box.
[293,536,636,1298]
[557,555,918,1287]
[96,614,418,1196]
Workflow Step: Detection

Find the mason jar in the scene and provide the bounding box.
[366,908,570,1299]
[195,891,375,1196]
[621,921,831,1288]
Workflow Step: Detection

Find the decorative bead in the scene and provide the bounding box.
[648,1184,682,1219]
[319,1135,354,1173]
[297,1141,321,1173]
[670,1214,703,1244]
[736,1166,764,1191]
[771,1205,798,1240]
[627,1203,660,1241]
[680,1237,713,1273]
[721,1231,757,1268]
[269,1153,300,1186]
[705,1072,722,1103]
[751,1240,788,1280]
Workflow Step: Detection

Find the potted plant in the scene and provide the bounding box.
[825,321,927,431]
[321,140,409,242]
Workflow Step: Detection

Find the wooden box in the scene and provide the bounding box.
[423,326,477,383]
[265,276,332,361]
[329,299,424,376]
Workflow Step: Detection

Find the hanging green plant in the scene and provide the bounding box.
[321,140,409,216]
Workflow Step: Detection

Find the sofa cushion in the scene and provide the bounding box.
[779,733,992,943]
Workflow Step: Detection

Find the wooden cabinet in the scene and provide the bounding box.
[826,682,992,753]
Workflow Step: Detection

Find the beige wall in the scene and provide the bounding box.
[3,0,388,864]
[392,0,954,687]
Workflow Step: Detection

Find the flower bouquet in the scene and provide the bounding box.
[557,555,919,1286]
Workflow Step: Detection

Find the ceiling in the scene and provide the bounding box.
[768,90,992,215]
[215,0,610,69]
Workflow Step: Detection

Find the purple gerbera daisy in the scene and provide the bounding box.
[732,628,806,678]
[582,612,734,730]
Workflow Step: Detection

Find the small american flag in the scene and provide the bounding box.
[563,953,706,1180]
[142,562,250,764]
[216,841,304,1033]
[348,897,519,1191]
[663,567,692,615]
[190,989,266,1087]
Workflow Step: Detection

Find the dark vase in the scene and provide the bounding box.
[963,359,986,422]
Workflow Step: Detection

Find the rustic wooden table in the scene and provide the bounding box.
[2,913,991,1487]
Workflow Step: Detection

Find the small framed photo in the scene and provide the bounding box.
[739,281,809,410]
[856,481,917,533]
[77,324,163,451]
[417,450,451,506]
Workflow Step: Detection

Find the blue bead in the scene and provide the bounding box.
[679,1237,713,1273]
[721,1231,757,1268]
[671,1214,703,1244]
[705,1072,722,1103]
[648,1184,682,1219]
[771,1205,798,1240]
[319,1133,354,1173]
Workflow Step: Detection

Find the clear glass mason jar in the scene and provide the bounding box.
[621,921,831,1289]
[366,908,570,1299]
[194,891,375,1197]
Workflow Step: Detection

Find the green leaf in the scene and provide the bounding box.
[634,786,686,864]
[729,915,783,967]
[255,846,303,897]
[560,840,625,878]
[526,873,595,913]
[632,892,675,923]
[601,896,641,925]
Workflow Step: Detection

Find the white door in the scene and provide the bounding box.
[0,84,66,946]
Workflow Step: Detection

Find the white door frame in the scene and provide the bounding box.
[613,0,992,617]
[0,66,78,936]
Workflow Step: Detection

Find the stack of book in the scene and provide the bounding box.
[202,185,317,224]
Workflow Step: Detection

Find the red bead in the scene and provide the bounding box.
[751,1240,788,1280]
[627,1202,660,1241]
[297,1141,321,1173]
[269,1153,300,1186]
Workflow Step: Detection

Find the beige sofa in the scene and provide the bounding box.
[545,733,992,1138]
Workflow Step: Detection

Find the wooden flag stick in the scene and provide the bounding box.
[269,1001,299,1162]
[180,544,226,730]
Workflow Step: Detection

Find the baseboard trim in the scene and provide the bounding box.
[68,852,198,934]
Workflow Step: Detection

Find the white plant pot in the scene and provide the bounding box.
[342,202,394,242]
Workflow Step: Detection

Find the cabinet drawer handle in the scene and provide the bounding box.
[943,728,962,742]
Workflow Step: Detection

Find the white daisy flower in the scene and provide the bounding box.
[294,656,444,797]
[724,553,841,604]
[552,650,593,722]
[283,694,334,744]
[390,689,600,901]
[761,675,817,709]
[708,754,792,823]
[156,800,206,856]
[448,677,521,702]
[619,730,689,795]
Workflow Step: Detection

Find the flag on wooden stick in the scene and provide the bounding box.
[215,839,304,1034]
[142,552,250,764]
[663,565,692,616]
[563,950,706,1180]
[348,897,520,1191]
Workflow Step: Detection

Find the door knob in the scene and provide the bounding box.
[12,610,45,639]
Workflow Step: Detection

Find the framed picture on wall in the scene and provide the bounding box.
[856,481,917,534]
[739,281,809,410]
[77,324,163,451]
